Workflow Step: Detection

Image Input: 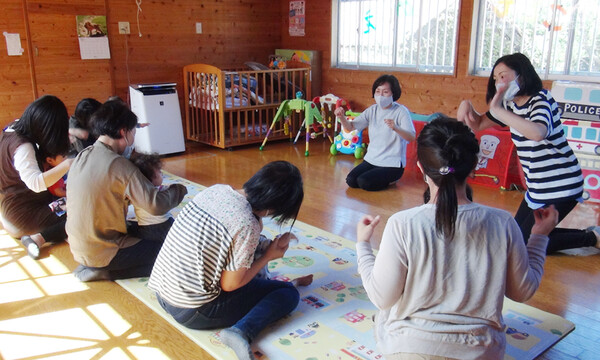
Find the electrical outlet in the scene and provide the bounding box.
[195,22,202,34]
[118,22,130,35]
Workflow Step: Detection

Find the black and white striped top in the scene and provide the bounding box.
[148,185,261,308]
[488,89,583,208]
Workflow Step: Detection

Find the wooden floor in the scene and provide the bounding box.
[1,138,599,360]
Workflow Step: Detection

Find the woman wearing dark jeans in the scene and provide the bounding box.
[335,74,415,191]
[458,52,599,253]
[149,161,305,360]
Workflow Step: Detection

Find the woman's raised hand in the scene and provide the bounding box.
[356,215,381,243]
[531,205,559,236]
[457,100,482,131]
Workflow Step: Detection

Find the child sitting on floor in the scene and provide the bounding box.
[43,154,68,198]
[41,151,69,218]
[129,153,175,241]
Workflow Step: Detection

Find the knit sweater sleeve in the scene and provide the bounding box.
[505,218,549,302]
[124,160,187,216]
[357,217,408,310]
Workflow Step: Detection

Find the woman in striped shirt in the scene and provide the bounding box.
[148,161,304,360]
[457,52,599,254]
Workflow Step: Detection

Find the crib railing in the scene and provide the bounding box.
[184,64,311,148]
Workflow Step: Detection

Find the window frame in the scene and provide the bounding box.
[469,0,600,82]
[331,0,460,75]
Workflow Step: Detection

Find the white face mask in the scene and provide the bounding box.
[122,133,135,159]
[374,95,394,109]
[496,76,520,101]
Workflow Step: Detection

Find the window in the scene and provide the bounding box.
[333,0,460,74]
[472,0,600,79]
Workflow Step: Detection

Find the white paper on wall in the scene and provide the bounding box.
[78,36,111,59]
[3,32,24,56]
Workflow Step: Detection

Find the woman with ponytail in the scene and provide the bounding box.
[355,116,559,359]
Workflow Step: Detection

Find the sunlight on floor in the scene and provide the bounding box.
[0,306,170,359]
[0,231,170,360]
[0,235,88,304]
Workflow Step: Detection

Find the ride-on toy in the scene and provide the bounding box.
[330,110,366,159]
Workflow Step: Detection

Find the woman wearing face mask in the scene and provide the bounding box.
[334,74,416,191]
[457,52,599,254]
[65,99,187,282]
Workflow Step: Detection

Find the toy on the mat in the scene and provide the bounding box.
[260,91,327,156]
[330,110,366,159]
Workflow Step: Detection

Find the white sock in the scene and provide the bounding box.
[219,327,254,360]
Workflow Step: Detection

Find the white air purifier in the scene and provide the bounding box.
[129,83,185,155]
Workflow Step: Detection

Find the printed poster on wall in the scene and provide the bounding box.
[76,15,110,60]
[289,1,305,37]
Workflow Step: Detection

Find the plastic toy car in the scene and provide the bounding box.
[330,126,366,159]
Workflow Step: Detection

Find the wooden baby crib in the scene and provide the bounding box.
[183,63,311,149]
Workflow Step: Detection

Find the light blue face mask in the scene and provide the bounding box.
[496,75,520,101]
[122,133,134,159]
[374,95,394,109]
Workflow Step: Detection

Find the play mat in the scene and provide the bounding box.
[117,172,574,360]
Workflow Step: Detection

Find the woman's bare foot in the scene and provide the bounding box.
[291,274,313,287]
[587,226,600,248]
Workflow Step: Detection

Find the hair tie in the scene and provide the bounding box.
[439,166,454,175]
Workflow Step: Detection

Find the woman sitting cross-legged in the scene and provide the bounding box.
[148,161,304,360]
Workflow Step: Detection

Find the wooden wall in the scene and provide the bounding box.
[2,0,558,129]
[0,0,282,129]
[279,1,553,117]
[1,0,34,126]
[107,0,282,108]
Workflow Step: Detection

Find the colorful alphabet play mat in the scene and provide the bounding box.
[117,172,574,360]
